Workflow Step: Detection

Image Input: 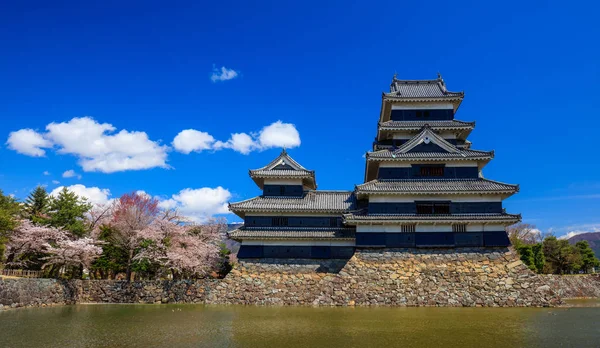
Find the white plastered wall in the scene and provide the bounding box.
[263,178,303,185]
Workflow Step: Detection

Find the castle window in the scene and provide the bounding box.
[401,224,416,233]
[329,217,339,227]
[416,111,422,118]
[416,202,450,215]
[424,110,430,118]
[279,186,285,196]
[420,166,444,177]
[272,217,288,227]
[452,224,467,233]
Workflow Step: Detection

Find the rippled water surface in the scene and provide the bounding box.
[1,301,599,348]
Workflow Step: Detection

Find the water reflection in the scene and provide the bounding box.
[0,302,598,348]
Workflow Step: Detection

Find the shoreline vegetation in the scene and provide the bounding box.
[508,223,599,275]
[0,187,234,282]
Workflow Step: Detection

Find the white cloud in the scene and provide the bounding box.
[62,169,81,179]
[50,184,112,205]
[52,180,60,185]
[210,66,238,82]
[214,132,256,154]
[558,224,600,240]
[158,187,232,222]
[178,121,301,156]
[135,190,151,199]
[6,129,53,157]
[257,121,301,149]
[560,231,586,240]
[7,117,169,173]
[43,171,50,176]
[172,129,215,154]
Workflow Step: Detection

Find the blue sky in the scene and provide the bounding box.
[1,1,599,236]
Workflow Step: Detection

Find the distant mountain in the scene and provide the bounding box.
[568,232,600,258]
[227,223,243,231]
[224,223,243,254]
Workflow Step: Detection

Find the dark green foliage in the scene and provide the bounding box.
[217,243,233,277]
[90,226,128,279]
[0,190,21,262]
[517,245,536,271]
[575,241,600,273]
[542,236,582,274]
[532,243,545,273]
[47,187,92,237]
[24,186,50,224]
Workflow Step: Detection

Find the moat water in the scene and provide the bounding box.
[1,300,599,348]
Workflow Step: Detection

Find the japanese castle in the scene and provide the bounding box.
[229,74,520,259]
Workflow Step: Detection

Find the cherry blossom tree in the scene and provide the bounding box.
[136,214,222,279]
[44,237,103,277]
[108,192,160,281]
[105,192,224,280]
[5,220,102,277]
[87,203,114,236]
[5,220,65,268]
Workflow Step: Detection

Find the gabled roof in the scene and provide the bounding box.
[228,191,356,218]
[367,125,494,161]
[355,179,519,196]
[343,212,521,225]
[395,125,458,153]
[249,149,317,189]
[228,227,356,241]
[385,74,464,100]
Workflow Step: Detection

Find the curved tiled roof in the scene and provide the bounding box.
[369,125,493,161]
[228,227,356,241]
[250,169,314,177]
[385,77,464,99]
[367,149,493,160]
[344,213,521,224]
[249,149,317,189]
[229,191,356,216]
[356,179,519,195]
[378,120,475,131]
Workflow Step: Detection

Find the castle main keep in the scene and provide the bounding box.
[229,74,520,259]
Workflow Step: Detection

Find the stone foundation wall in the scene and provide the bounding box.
[72,280,218,304]
[4,249,599,309]
[0,278,72,310]
[542,274,600,298]
[207,248,563,307]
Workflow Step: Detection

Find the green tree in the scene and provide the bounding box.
[0,190,22,262]
[216,242,233,277]
[517,244,536,271]
[542,236,582,274]
[47,187,92,237]
[90,226,128,279]
[575,241,600,273]
[532,243,545,273]
[24,186,51,224]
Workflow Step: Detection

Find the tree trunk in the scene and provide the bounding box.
[125,249,134,282]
